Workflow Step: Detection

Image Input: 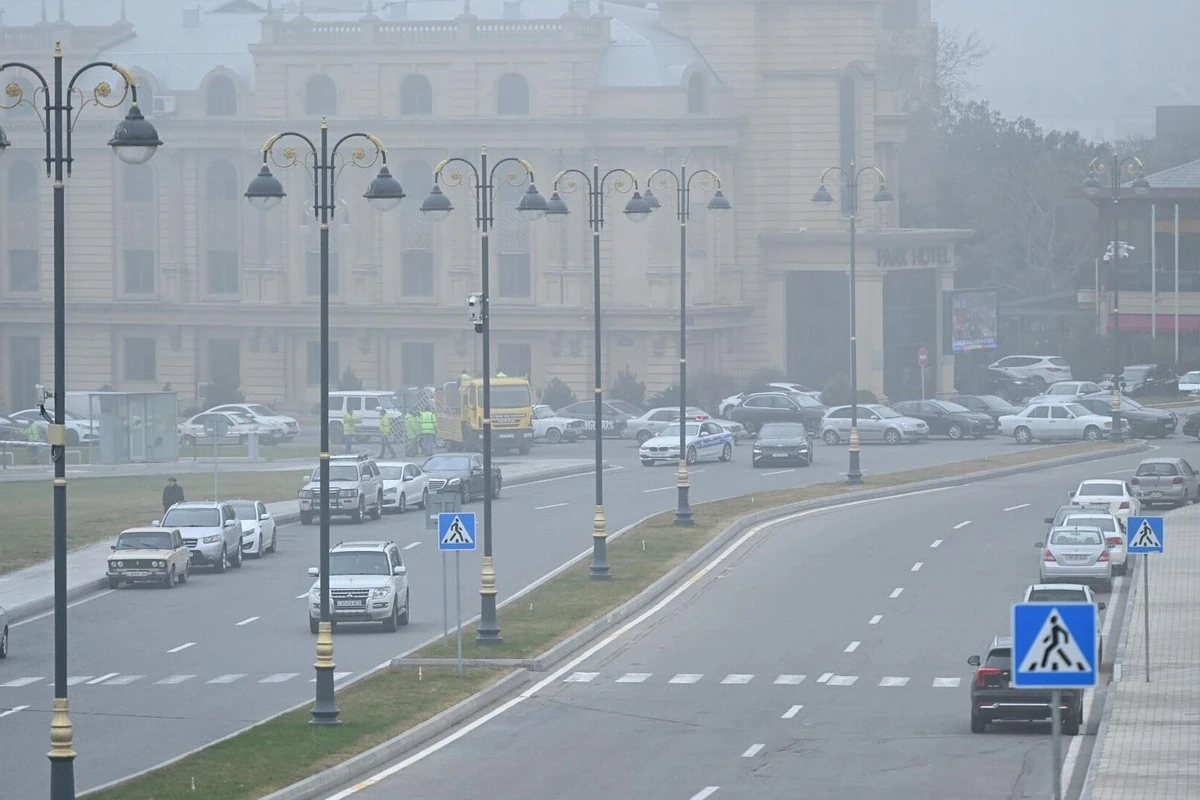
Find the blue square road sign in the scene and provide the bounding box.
[1126,515,1164,554]
[438,512,477,552]
[1011,602,1098,688]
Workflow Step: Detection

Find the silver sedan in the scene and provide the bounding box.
[1036,526,1112,592]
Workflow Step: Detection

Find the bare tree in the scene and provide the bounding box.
[930,26,990,105]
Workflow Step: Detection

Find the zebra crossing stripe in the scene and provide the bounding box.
[260,673,301,684]
[155,675,196,685]
[721,674,754,684]
[669,674,703,684]
[774,674,805,685]
[564,672,599,683]
[1,677,43,687]
[615,673,651,683]
[207,674,248,685]
[102,675,145,686]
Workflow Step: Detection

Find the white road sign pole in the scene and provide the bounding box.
[1050,688,1063,800]
[442,551,448,640]
[455,550,463,676]
[1144,553,1151,683]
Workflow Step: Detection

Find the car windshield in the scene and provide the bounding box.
[246,404,275,416]
[608,400,644,416]
[1063,515,1118,533]
[328,552,392,576]
[1050,528,1103,546]
[1027,589,1088,603]
[874,406,902,419]
[1065,404,1091,417]
[1078,481,1122,496]
[1136,462,1179,477]
[229,501,258,519]
[161,508,221,527]
[425,455,470,471]
[760,423,808,437]
[1047,384,1076,394]
[115,531,173,550]
[489,385,531,408]
[1123,366,1152,381]
[316,465,361,482]
[984,649,1011,669]
[379,466,405,480]
[534,406,553,419]
[1183,371,1200,383]
[934,401,970,413]
[978,395,1011,408]
[660,424,701,439]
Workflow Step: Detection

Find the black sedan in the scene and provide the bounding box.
[891,400,995,439]
[730,392,826,434]
[556,400,631,439]
[1075,393,1176,438]
[949,394,1023,424]
[751,422,814,467]
[421,452,502,503]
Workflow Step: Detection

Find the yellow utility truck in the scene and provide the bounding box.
[436,374,535,454]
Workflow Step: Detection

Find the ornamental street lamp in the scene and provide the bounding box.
[0,43,161,800]
[642,165,731,526]
[545,160,652,579]
[1083,155,1150,442]
[420,146,548,642]
[245,119,404,724]
[811,162,895,484]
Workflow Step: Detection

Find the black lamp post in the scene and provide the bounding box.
[245,119,404,724]
[544,160,652,579]
[420,146,548,642]
[642,165,731,526]
[1083,155,1150,442]
[0,44,161,800]
[811,162,895,484]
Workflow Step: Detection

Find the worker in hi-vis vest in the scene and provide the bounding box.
[378,412,397,459]
[419,408,437,455]
[342,410,356,453]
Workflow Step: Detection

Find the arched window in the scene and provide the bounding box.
[399,159,434,297]
[122,165,155,202]
[305,74,338,116]
[205,160,238,203]
[686,73,707,114]
[206,75,238,117]
[400,74,432,115]
[497,74,529,116]
[7,160,38,202]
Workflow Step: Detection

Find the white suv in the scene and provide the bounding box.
[988,355,1073,391]
[307,540,410,633]
[328,391,403,439]
[156,501,243,572]
[298,452,384,525]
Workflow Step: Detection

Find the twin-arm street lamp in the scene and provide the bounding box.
[1083,156,1150,443]
[419,146,549,642]
[811,162,894,484]
[545,160,653,579]
[642,165,731,525]
[244,118,405,724]
[0,43,162,800]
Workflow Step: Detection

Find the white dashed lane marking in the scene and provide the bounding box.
[690,788,720,800]
[781,704,803,719]
[827,675,858,686]
[879,677,910,687]
[260,673,300,684]
[816,672,833,684]
[86,673,118,685]
[103,675,144,686]
[535,503,568,510]
[564,672,599,683]
[207,674,247,685]
[930,539,942,548]
[742,743,765,758]
[235,616,260,627]
[0,677,42,688]
[844,641,860,653]
[310,671,352,683]
[869,615,882,625]
[933,677,961,688]
[167,642,195,653]
[890,588,904,598]
[402,542,421,550]
[1004,503,1031,511]
[155,675,196,685]
[953,520,972,529]
[615,673,651,683]
[911,562,923,572]
[0,705,29,718]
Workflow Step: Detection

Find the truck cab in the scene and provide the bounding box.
[437,375,534,454]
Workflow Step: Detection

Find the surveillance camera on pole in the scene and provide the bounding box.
[467,292,484,334]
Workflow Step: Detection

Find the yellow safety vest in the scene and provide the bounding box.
[342,413,356,434]
[380,414,392,435]
[420,410,436,433]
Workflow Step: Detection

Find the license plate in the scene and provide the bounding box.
[499,434,514,439]
[772,452,789,458]
[1151,491,1162,497]
[125,570,151,577]
[335,600,364,608]
[1065,555,1090,562]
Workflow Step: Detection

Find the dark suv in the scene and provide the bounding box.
[968,635,1082,734]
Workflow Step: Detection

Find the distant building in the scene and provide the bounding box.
[0,0,969,410]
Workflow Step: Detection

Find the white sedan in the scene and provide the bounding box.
[229,499,277,557]
[378,461,430,513]
[1069,478,1140,520]
[178,411,266,446]
[639,421,735,466]
[998,402,1120,443]
[207,403,299,441]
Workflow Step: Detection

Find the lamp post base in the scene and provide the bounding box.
[674,460,693,526]
[310,621,341,726]
[846,427,863,484]
[476,556,503,644]
[589,505,611,580]
[48,697,76,800]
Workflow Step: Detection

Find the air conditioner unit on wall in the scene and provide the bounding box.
[152,95,177,116]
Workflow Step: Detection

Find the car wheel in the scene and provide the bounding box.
[1084,426,1102,441]
[369,492,382,520]
[399,590,410,626]
[884,428,902,445]
[179,564,189,583]
[1064,712,1081,736]
[300,512,313,525]
[546,428,562,444]
[398,493,407,514]
[720,443,733,462]
[751,458,761,468]
[637,430,653,446]
[269,530,277,554]
[230,543,243,568]
[947,424,963,440]
[970,713,987,734]
[492,476,503,499]
[686,446,698,465]
[164,566,175,589]
[309,617,320,634]
[352,498,364,524]
[382,600,399,632]
[1030,376,1047,392]
[215,546,227,573]
[0,625,7,659]
[461,486,470,505]
[823,430,840,445]
[107,577,121,590]
[1014,426,1032,444]
[181,435,196,448]
[420,488,429,509]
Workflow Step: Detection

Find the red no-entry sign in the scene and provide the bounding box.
[917,347,929,368]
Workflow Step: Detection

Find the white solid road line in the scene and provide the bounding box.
[890,588,904,598]
[953,520,972,529]
[690,788,720,800]
[930,539,942,548]
[869,615,882,625]
[911,562,923,572]
[1003,503,1031,511]
[742,743,765,758]
[0,705,29,718]
[506,464,623,490]
[321,484,959,800]
[86,673,118,685]
[167,642,195,654]
[12,589,115,628]
[643,486,673,493]
[760,469,796,476]
[844,641,860,653]
[402,542,421,550]
[235,616,260,626]
[781,704,803,719]
[535,503,568,510]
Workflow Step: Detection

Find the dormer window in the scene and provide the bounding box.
[206,75,238,117]
[687,73,707,114]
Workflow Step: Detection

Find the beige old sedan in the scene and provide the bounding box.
[107,527,191,589]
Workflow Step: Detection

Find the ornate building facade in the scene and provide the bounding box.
[0,0,966,411]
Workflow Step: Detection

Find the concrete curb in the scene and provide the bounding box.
[8,462,601,625]
[256,669,532,800]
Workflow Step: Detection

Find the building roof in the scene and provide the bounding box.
[1132,159,1200,190]
[15,0,719,92]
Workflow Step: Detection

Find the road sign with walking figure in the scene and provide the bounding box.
[1011,602,1098,688]
[438,512,477,552]
[1126,515,1164,554]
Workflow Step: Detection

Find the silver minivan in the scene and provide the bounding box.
[156,501,243,572]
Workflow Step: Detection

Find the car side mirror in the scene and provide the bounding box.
[307,567,319,577]
[260,513,270,520]
[225,520,236,528]
[1035,541,1045,549]
[471,466,483,474]
[1044,517,1054,524]
[110,545,117,551]
[1098,601,1107,611]
[152,520,161,527]
[394,565,407,576]
[403,475,413,482]
[967,655,981,667]
[1067,490,1075,497]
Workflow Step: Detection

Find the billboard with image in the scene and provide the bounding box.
[943,289,998,354]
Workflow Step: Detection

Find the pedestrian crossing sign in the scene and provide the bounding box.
[1011,602,1098,688]
[438,512,477,552]
[1126,515,1165,554]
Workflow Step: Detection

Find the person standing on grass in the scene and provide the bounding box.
[162,477,185,513]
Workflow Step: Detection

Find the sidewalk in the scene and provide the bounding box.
[1084,503,1200,799]
[0,458,599,624]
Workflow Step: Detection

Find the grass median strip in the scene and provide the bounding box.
[0,472,306,573]
[82,439,1124,800]
[85,667,502,800]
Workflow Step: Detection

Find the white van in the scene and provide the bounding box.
[328,391,403,438]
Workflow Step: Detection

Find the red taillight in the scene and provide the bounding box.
[1106,536,1122,546]
[1173,477,1184,485]
[1119,501,1130,509]
[1098,549,1110,562]
[975,667,1002,688]
[1043,550,1057,562]
[1131,477,1140,485]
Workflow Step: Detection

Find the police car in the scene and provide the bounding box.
[639,421,735,466]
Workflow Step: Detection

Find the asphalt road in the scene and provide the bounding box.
[0,433,1150,795]
[316,445,1166,800]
